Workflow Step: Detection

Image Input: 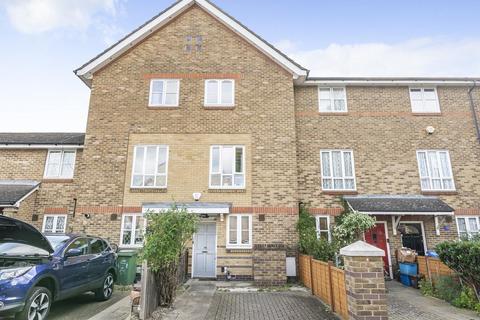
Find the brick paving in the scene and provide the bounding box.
[205,291,338,320]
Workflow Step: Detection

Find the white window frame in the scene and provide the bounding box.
[409,87,440,113]
[416,150,455,191]
[226,214,252,249]
[209,145,246,189]
[318,87,348,113]
[320,150,357,191]
[148,79,180,107]
[131,145,169,189]
[315,215,331,241]
[456,216,480,240]
[204,79,235,107]
[42,214,67,233]
[120,213,146,248]
[43,149,77,179]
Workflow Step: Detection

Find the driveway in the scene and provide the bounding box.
[48,291,129,320]
[158,280,337,320]
[387,281,480,320]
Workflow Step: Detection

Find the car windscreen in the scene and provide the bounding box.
[0,242,49,256]
[46,235,70,250]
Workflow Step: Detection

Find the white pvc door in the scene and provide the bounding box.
[193,223,216,278]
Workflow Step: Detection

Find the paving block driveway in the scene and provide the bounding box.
[206,291,337,320]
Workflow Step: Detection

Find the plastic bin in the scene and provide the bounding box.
[117,251,138,285]
[399,262,418,276]
[400,274,411,286]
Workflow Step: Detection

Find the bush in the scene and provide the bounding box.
[333,208,376,248]
[141,206,198,306]
[436,240,480,301]
[452,287,478,310]
[419,278,434,297]
[434,276,462,303]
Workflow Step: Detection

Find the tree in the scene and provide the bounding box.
[141,206,198,306]
[333,205,376,248]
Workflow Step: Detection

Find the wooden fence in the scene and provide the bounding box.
[417,256,455,283]
[299,254,349,320]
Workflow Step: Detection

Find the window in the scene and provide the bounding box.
[318,87,347,112]
[89,238,105,254]
[44,150,76,179]
[65,238,88,256]
[227,214,252,248]
[131,145,169,188]
[120,214,145,247]
[316,216,331,241]
[320,150,356,191]
[185,35,202,52]
[456,217,480,240]
[210,145,245,189]
[416,150,455,191]
[42,214,67,233]
[149,79,180,107]
[204,80,235,106]
[409,88,440,113]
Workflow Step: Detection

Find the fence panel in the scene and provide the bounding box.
[331,267,349,320]
[417,256,455,284]
[299,254,312,289]
[311,260,332,305]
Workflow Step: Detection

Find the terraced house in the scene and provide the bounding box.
[1,0,479,284]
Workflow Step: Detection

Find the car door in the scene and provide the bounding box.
[87,238,110,287]
[59,238,90,296]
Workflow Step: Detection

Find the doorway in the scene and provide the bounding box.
[399,222,426,256]
[192,222,216,278]
[365,222,392,277]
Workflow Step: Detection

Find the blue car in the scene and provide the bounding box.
[0,215,118,320]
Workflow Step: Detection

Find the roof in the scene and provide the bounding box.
[74,0,308,87]
[344,195,454,215]
[0,180,40,207]
[303,77,480,86]
[0,133,85,147]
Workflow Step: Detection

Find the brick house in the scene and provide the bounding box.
[1,0,479,284]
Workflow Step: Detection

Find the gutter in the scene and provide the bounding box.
[468,81,480,143]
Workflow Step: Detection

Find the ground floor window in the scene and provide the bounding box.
[227,214,252,249]
[42,214,67,233]
[456,216,479,240]
[120,214,145,247]
[315,215,331,241]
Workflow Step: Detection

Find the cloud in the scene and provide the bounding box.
[278,37,480,77]
[3,0,123,34]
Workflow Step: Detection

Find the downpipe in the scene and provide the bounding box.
[468,81,480,144]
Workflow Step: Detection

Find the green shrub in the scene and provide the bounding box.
[333,208,376,248]
[436,240,480,301]
[419,278,434,297]
[452,287,478,310]
[434,276,462,303]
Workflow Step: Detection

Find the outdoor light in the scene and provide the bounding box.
[193,192,202,201]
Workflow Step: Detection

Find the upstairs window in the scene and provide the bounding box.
[227,214,252,248]
[42,214,67,233]
[44,150,76,179]
[205,80,235,107]
[131,145,169,188]
[320,150,356,191]
[409,88,440,113]
[416,150,455,191]
[210,145,245,189]
[319,87,347,112]
[456,217,479,240]
[149,79,180,107]
[316,216,331,241]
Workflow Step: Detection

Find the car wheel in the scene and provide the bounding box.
[15,287,51,320]
[94,272,114,301]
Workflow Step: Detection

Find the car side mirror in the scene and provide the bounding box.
[65,248,82,258]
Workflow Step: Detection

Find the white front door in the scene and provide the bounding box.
[193,222,216,278]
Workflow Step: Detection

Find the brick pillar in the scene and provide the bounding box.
[340,241,388,320]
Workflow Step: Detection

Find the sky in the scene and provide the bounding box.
[1,0,480,133]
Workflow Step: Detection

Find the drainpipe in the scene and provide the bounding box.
[468,81,480,144]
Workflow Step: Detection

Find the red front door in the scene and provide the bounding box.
[364,223,389,275]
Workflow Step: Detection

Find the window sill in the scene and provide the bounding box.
[421,190,457,196]
[203,105,235,110]
[119,246,142,250]
[318,112,349,116]
[226,248,253,253]
[322,190,358,195]
[208,188,246,193]
[130,188,168,193]
[147,106,180,110]
[42,179,74,183]
[412,112,442,116]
